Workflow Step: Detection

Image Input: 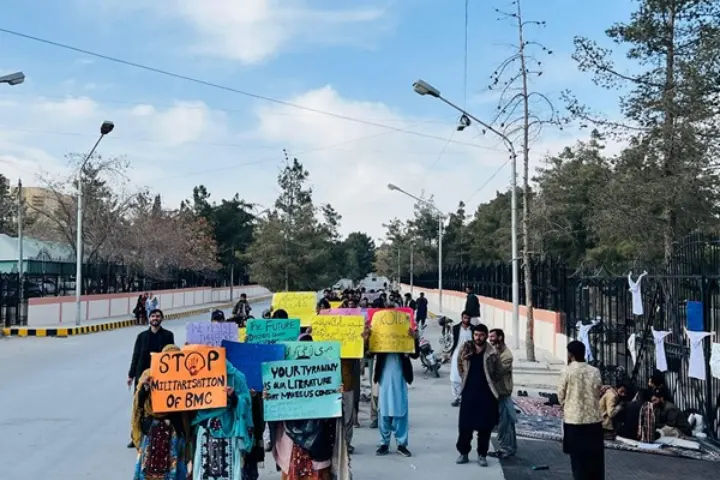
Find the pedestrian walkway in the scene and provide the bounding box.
[347,308,506,480]
[1,293,272,338]
[424,299,564,393]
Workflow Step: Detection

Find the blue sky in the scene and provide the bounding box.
[0,0,634,238]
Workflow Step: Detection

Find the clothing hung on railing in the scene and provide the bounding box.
[685,328,714,380]
[576,320,600,362]
[628,271,648,316]
[652,329,671,372]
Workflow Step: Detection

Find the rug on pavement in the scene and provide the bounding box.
[513,396,563,417]
[515,413,720,462]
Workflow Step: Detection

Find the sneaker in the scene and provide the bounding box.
[456,454,469,464]
[451,399,461,407]
[376,445,390,456]
[127,441,135,449]
[478,456,488,467]
[397,445,412,457]
[347,445,355,454]
[370,420,378,429]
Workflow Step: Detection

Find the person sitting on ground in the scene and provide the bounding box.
[599,382,630,438]
[616,388,652,441]
[652,389,692,437]
[649,370,673,402]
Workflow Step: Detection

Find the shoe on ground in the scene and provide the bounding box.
[456,454,469,464]
[376,445,390,456]
[451,399,461,407]
[127,441,135,449]
[347,445,355,454]
[478,456,488,467]
[370,420,378,429]
[397,445,412,457]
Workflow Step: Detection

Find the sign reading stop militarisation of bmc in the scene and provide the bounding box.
[150,345,227,413]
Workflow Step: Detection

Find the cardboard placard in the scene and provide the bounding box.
[150,346,227,413]
[369,310,415,353]
[272,292,318,326]
[309,315,365,358]
[246,319,301,344]
[222,340,285,391]
[186,322,239,346]
[367,307,416,328]
[283,341,341,360]
[262,359,342,421]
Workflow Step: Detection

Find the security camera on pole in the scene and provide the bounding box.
[74,121,115,326]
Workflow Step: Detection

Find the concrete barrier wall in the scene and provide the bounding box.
[28,284,271,326]
[401,283,568,362]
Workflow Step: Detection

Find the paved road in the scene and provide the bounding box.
[0,299,509,479]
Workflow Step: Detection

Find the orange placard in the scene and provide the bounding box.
[150,345,227,413]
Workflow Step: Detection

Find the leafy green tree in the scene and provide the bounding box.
[0,174,17,235]
[343,232,376,282]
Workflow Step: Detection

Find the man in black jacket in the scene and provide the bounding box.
[126,308,174,447]
[464,286,481,325]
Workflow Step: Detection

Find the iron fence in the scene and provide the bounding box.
[1,264,249,327]
[404,234,720,441]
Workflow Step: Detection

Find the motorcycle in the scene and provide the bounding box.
[418,323,441,377]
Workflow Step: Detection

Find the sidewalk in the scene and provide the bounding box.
[1,294,272,338]
[425,299,564,393]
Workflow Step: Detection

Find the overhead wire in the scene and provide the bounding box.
[0,27,502,152]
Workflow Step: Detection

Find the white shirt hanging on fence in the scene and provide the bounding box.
[710,343,720,380]
[576,320,600,362]
[685,329,714,380]
[628,333,637,366]
[653,329,671,372]
[628,271,648,315]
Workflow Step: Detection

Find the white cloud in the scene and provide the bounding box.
[0,87,613,240]
[85,0,389,63]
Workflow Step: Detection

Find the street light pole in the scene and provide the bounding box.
[387,183,445,312]
[74,121,115,326]
[17,179,24,323]
[412,79,519,349]
[409,242,414,294]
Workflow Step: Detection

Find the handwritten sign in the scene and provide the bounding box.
[246,319,301,344]
[222,340,285,391]
[369,310,415,353]
[283,341,341,360]
[367,308,416,328]
[329,301,343,309]
[150,346,227,413]
[310,315,365,358]
[262,359,342,421]
[186,322,239,346]
[319,308,367,318]
[272,292,318,326]
[239,328,246,342]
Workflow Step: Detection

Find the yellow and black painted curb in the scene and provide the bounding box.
[0,294,273,338]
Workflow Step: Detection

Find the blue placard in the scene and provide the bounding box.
[222,340,285,391]
[687,301,703,331]
[246,319,301,344]
[262,359,342,421]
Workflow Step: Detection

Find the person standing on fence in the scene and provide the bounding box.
[558,340,604,480]
[464,286,481,325]
[126,308,175,448]
[489,328,517,458]
[450,311,474,407]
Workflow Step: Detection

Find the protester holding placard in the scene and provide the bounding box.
[364,323,419,458]
[190,360,254,480]
[267,333,351,480]
[132,344,193,480]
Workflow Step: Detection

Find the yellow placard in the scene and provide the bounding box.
[329,301,342,309]
[239,328,246,342]
[272,291,318,326]
[369,310,415,353]
[310,315,365,358]
[150,345,227,413]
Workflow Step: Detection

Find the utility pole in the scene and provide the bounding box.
[17,179,24,324]
[410,242,414,294]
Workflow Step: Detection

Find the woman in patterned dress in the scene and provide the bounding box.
[191,360,254,480]
[132,344,193,480]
